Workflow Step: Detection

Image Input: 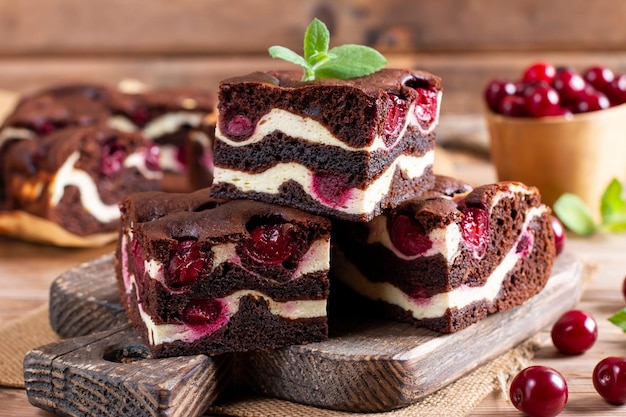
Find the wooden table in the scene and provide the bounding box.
[1,151,626,416]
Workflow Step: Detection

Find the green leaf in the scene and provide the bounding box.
[608,308,626,332]
[268,46,309,68]
[268,18,387,81]
[314,44,388,80]
[552,193,597,236]
[600,178,626,229]
[303,18,330,63]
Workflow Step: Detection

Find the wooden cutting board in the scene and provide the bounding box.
[24,252,584,416]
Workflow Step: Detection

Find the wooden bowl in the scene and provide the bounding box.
[487,104,626,219]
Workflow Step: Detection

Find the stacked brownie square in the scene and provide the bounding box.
[116,67,557,359]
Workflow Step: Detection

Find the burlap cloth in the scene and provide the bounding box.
[0,303,545,417]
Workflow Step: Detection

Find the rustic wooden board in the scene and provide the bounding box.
[24,326,230,417]
[40,251,584,413]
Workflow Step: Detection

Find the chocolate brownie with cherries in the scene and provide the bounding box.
[210,68,442,222]
[116,190,331,357]
[331,176,557,333]
[2,125,161,236]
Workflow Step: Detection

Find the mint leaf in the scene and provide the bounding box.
[303,18,330,64]
[609,308,626,332]
[553,193,597,236]
[268,46,309,68]
[315,45,388,80]
[268,18,387,81]
[600,178,626,232]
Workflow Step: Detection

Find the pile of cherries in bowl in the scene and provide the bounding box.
[484,61,626,118]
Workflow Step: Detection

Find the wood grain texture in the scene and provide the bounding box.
[1,0,626,55]
[23,326,228,417]
[49,253,127,338]
[45,252,583,412]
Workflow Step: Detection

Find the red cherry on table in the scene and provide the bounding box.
[550,310,598,355]
[509,366,568,417]
[522,62,557,84]
[593,357,626,405]
[622,276,626,301]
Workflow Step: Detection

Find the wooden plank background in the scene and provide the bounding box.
[1,0,626,116]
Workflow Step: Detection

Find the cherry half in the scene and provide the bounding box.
[509,366,568,417]
[550,310,598,355]
[166,240,208,288]
[383,93,408,146]
[244,223,298,266]
[311,172,352,207]
[182,299,226,327]
[100,138,126,176]
[389,214,433,256]
[224,114,254,139]
[461,207,490,257]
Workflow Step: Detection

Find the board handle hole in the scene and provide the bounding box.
[103,345,152,363]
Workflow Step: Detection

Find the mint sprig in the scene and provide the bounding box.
[268,18,387,81]
[553,178,626,236]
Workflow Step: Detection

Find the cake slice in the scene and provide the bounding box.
[210,68,441,222]
[331,176,557,333]
[116,190,331,357]
[1,125,161,236]
[132,87,217,190]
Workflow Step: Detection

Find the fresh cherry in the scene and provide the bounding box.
[551,310,598,355]
[498,94,526,117]
[224,114,254,139]
[552,68,586,102]
[484,79,516,112]
[244,223,298,265]
[311,172,352,207]
[461,207,490,256]
[389,214,433,256]
[523,83,561,117]
[607,74,626,105]
[583,66,615,95]
[569,88,610,113]
[166,240,208,288]
[509,366,568,417]
[181,299,225,327]
[593,357,626,405]
[551,216,566,255]
[522,62,557,84]
[383,94,408,146]
[622,275,626,301]
[100,138,126,176]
